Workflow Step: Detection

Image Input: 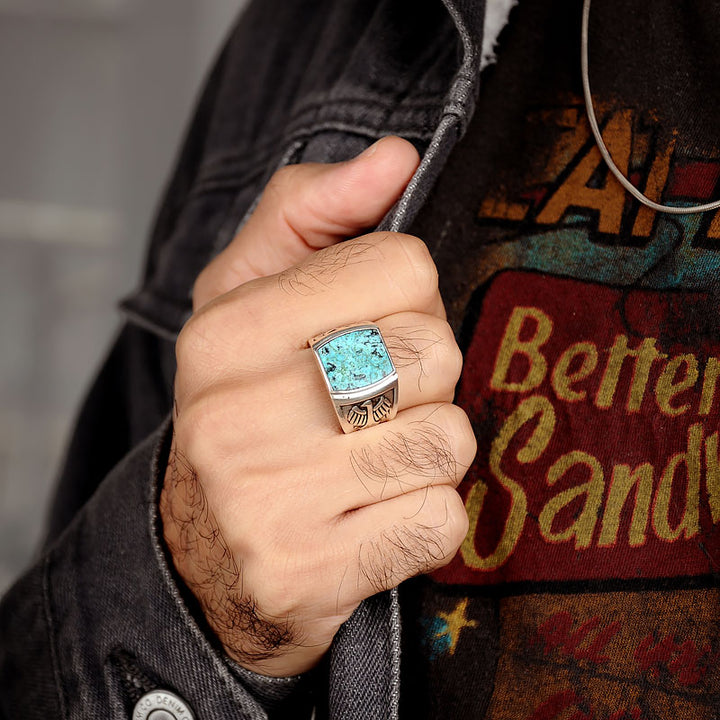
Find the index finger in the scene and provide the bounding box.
[194,232,446,356]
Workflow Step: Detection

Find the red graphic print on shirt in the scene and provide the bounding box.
[422,271,720,717]
[434,270,720,587]
[485,590,720,719]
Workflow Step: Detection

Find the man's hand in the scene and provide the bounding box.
[160,137,476,677]
[192,136,424,310]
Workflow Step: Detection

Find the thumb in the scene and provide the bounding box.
[193,135,420,309]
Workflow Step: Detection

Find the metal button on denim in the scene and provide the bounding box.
[133,691,194,720]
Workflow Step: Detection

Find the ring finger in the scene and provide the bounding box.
[374,311,462,409]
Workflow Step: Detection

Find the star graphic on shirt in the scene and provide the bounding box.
[435,598,479,655]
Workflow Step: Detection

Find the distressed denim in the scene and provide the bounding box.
[0,0,490,717]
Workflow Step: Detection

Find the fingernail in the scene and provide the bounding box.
[353,137,385,161]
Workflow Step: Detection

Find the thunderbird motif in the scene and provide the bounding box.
[346,394,393,429]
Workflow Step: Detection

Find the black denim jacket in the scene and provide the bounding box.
[0,1,495,717]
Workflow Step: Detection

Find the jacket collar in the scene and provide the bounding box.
[380,0,517,234]
[441,0,518,129]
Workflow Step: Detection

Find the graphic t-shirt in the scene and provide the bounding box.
[401,0,720,717]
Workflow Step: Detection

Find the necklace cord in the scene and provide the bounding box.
[581,0,720,215]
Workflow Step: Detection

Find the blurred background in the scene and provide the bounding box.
[0,0,249,593]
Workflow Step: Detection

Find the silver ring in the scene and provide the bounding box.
[309,323,399,433]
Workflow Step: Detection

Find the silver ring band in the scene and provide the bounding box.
[309,323,399,433]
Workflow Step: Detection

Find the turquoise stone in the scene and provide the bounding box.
[318,328,394,392]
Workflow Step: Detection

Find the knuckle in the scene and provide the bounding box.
[395,233,438,297]
[175,314,208,371]
[440,487,470,554]
[221,283,266,339]
[431,403,477,475]
[174,397,220,472]
[385,316,461,397]
[397,487,468,573]
[375,232,438,305]
[174,386,248,479]
[175,307,229,379]
[177,288,265,373]
[435,320,463,384]
[395,232,432,267]
[420,485,468,556]
[451,408,478,473]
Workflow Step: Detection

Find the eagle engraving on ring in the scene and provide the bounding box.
[346,394,393,429]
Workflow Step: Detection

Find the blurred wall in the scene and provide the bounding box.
[0,0,248,593]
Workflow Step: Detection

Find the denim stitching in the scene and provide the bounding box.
[43,555,68,720]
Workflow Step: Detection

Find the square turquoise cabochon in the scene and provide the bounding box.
[316,327,394,392]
